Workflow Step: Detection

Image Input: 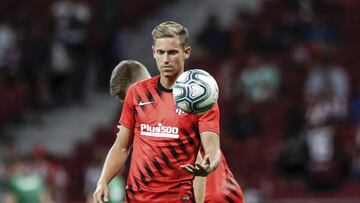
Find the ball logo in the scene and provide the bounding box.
[140,123,179,138]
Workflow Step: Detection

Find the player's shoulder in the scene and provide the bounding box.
[131,75,159,90]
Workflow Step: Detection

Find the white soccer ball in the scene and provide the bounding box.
[173,69,219,115]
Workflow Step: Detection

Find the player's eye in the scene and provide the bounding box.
[157,50,165,55]
[168,50,178,55]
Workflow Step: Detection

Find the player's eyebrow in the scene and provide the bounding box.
[156,49,179,55]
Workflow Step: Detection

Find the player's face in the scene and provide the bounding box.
[153,37,191,81]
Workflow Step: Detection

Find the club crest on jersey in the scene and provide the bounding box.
[175,107,185,115]
[140,123,179,138]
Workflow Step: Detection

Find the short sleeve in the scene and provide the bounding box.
[119,84,136,129]
[198,103,220,135]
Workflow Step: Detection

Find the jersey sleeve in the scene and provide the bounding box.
[119,84,136,129]
[198,103,220,135]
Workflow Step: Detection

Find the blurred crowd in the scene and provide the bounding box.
[0,0,126,118]
[1,0,360,202]
[0,144,68,203]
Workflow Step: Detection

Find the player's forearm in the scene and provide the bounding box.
[98,145,129,185]
[207,146,221,172]
[200,131,221,173]
[193,176,206,203]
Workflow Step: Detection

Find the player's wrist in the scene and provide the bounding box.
[97,179,108,186]
[209,165,216,174]
[208,159,219,174]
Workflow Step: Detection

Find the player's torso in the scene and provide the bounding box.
[126,77,200,202]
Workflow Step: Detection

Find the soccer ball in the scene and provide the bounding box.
[173,69,219,115]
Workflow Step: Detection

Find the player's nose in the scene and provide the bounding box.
[162,53,170,63]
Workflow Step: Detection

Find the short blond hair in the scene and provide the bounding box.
[151,21,189,47]
[109,60,151,100]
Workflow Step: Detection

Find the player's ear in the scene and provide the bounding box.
[152,46,156,58]
[117,95,124,102]
[184,46,191,60]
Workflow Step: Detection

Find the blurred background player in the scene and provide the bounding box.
[88,60,150,203]
[93,21,221,203]
[101,60,151,203]
[196,152,244,203]
[109,60,151,101]
[109,60,243,203]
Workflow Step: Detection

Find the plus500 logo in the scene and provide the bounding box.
[140,123,179,138]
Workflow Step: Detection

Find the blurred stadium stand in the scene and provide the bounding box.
[1,0,360,202]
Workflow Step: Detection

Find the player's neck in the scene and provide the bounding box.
[159,77,175,89]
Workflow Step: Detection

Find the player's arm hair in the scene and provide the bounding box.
[200,131,221,173]
[97,126,134,185]
[193,151,206,203]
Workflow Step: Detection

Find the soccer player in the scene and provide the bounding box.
[109,60,151,101]
[108,59,244,203]
[93,21,221,203]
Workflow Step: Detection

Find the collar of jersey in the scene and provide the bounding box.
[157,77,173,93]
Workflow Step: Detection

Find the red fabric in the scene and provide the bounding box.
[205,153,244,203]
[120,76,220,202]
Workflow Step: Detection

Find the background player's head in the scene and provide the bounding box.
[109,60,151,101]
[151,21,191,82]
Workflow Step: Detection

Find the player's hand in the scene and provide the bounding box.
[93,181,110,203]
[180,154,211,177]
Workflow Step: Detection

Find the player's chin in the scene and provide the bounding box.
[161,67,174,72]
[161,71,176,78]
